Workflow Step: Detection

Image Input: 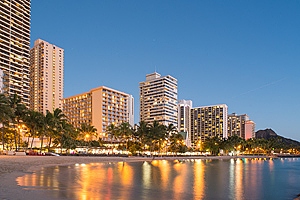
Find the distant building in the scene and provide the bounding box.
[0,0,31,106]
[63,86,134,137]
[30,39,64,114]
[178,100,192,147]
[190,104,228,147]
[139,72,178,126]
[178,100,192,133]
[245,120,256,140]
[228,113,255,140]
[227,113,248,138]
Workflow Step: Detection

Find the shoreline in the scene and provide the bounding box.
[0,155,278,199]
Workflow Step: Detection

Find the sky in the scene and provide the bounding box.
[30,1,300,141]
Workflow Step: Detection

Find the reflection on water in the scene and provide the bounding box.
[17,158,300,200]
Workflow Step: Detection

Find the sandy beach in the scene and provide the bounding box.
[0,155,273,200]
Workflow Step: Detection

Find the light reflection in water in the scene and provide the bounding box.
[16,158,300,200]
[142,161,151,189]
[193,159,205,199]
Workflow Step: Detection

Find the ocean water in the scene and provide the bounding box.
[17,157,300,200]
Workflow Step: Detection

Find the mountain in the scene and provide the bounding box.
[255,128,300,147]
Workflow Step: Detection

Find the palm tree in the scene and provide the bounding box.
[8,93,28,151]
[106,123,119,154]
[23,110,44,150]
[221,135,245,155]
[169,133,184,155]
[50,108,66,151]
[203,136,221,155]
[136,121,149,149]
[0,93,12,150]
[79,123,98,149]
[38,111,55,153]
[148,121,166,154]
[166,123,177,136]
[118,122,132,151]
[60,120,78,154]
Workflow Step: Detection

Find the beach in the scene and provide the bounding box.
[0,155,274,200]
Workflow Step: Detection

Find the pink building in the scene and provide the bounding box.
[245,120,256,140]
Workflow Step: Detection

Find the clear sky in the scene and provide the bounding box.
[30,0,300,141]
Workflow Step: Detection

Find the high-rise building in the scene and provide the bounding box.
[190,104,228,147]
[227,113,248,139]
[227,113,256,140]
[63,86,134,137]
[29,39,64,114]
[0,0,31,106]
[245,120,255,140]
[139,72,178,126]
[178,100,192,133]
[178,100,192,147]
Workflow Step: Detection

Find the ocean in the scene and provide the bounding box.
[17,157,300,200]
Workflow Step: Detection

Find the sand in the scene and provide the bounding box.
[0,155,273,200]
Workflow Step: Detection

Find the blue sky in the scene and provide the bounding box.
[30,1,300,141]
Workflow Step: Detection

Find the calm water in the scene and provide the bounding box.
[17,158,300,200]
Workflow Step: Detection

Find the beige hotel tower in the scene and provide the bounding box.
[139,72,178,126]
[0,0,31,106]
[30,39,64,113]
[63,86,134,137]
[190,104,228,147]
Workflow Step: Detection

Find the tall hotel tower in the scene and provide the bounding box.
[139,72,178,126]
[228,113,255,140]
[0,0,31,106]
[63,86,134,137]
[227,113,248,139]
[190,104,228,147]
[178,100,192,133]
[29,39,64,113]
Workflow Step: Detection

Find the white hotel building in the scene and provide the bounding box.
[139,72,178,126]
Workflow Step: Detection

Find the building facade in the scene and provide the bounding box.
[178,100,192,148]
[0,0,31,106]
[227,113,248,139]
[245,120,255,140]
[63,86,134,137]
[227,113,256,140]
[190,104,228,147]
[29,39,64,114]
[139,72,178,126]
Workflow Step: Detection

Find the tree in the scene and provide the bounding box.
[166,123,177,137]
[169,133,185,155]
[60,121,78,153]
[8,93,28,151]
[203,136,221,155]
[79,123,98,149]
[136,121,149,150]
[118,122,132,151]
[0,94,12,150]
[148,121,166,153]
[23,110,44,150]
[37,111,55,153]
[106,123,119,154]
[50,108,67,151]
[221,135,245,155]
